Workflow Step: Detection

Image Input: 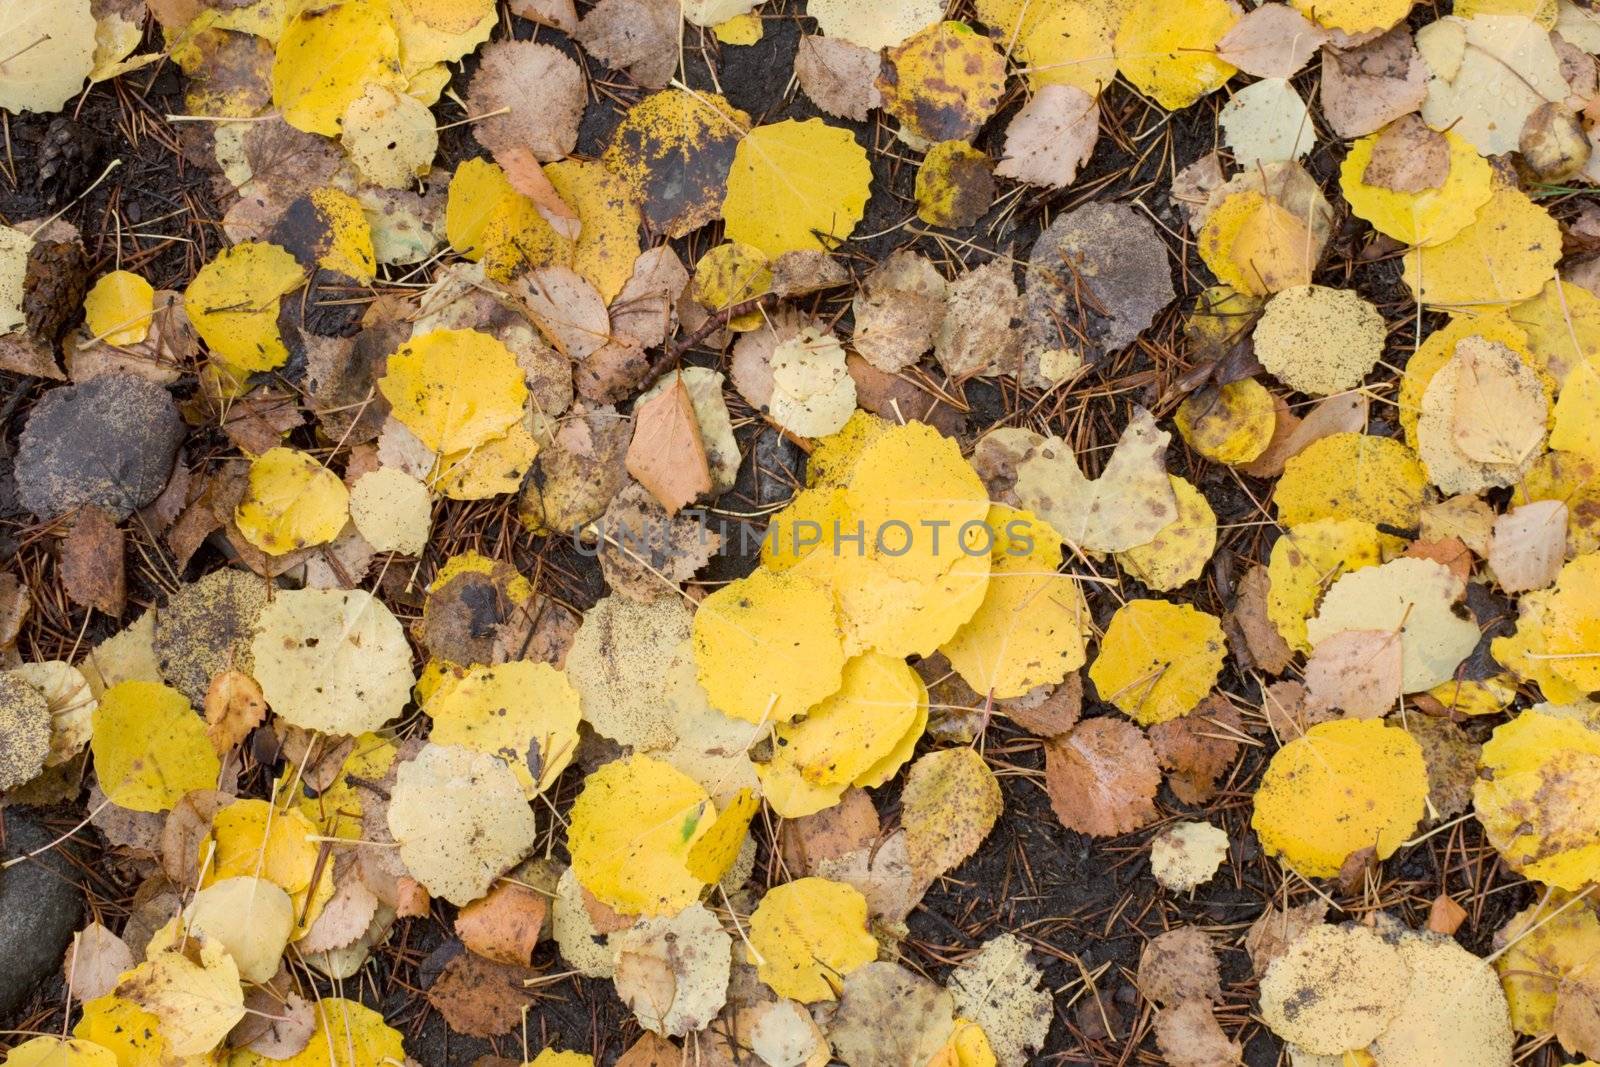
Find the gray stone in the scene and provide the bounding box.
[0,809,84,1020]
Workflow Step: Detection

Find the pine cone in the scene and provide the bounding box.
[22,241,90,343]
[34,118,100,205]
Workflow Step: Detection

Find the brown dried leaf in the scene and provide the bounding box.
[204,670,268,755]
[610,247,689,350]
[778,787,880,876]
[1363,114,1449,193]
[575,0,678,90]
[827,962,955,1067]
[625,375,712,515]
[1225,564,1293,675]
[998,672,1083,740]
[935,257,1022,379]
[427,950,539,1038]
[1488,500,1566,594]
[851,251,947,373]
[520,401,633,534]
[508,265,611,361]
[509,0,578,31]
[1044,718,1160,837]
[1426,893,1468,936]
[1217,4,1328,78]
[455,879,549,966]
[845,355,966,438]
[1239,393,1368,478]
[1138,927,1222,1009]
[468,41,584,165]
[64,922,133,1004]
[596,481,719,602]
[1321,27,1428,140]
[794,35,882,121]
[160,789,232,886]
[61,505,125,616]
[615,1032,684,1066]
[1147,695,1243,805]
[1405,714,1480,820]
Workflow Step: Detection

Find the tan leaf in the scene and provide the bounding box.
[778,787,880,877]
[203,669,267,755]
[1217,4,1328,77]
[994,84,1099,190]
[64,922,133,1004]
[1138,926,1222,1008]
[1488,499,1567,594]
[426,951,539,1037]
[1044,717,1160,837]
[625,375,713,515]
[468,41,584,165]
[1154,998,1243,1067]
[794,34,882,121]
[1321,27,1428,139]
[1362,113,1449,193]
[1302,629,1403,719]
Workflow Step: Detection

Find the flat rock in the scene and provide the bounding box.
[0,808,84,1019]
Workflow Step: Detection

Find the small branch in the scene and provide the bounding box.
[636,293,777,394]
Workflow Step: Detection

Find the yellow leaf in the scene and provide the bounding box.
[1265,518,1383,653]
[1174,379,1277,465]
[1289,0,1414,31]
[1274,432,1427,529]
[306,187,377,283]
[713,12,763,44]
[755,652,927,818]
[601,89,750,240]
[1252,718,1428,878]
[1510,276,1600,385]
[1542,553,1600,690]
[348,467,431,554]
[1114,0,1239,110]
[251,588,415,736]
[182,876,294,983]
[691,242,772,331]
[723,118,872,258]
[433,417,541,501]
[1492,587,1591,704]
[73,995,181,1065]
[1306,557,1481,693]
[809,0,942,51]
[1116,475,1218,592]
[295,733,397,839]
[1196,190,1313,296]
[901,747,1001,883]
[1340,126,1492,247]
[1402,185,1561,309]
[116,932,245,1056]
[427,660,581,796]
[1552,354,1600,463]
[0,0,97,116]
[941,506,1088,699]
[525,1052,594,1067]
[272,0,403,135]
[915,141,994,228]
[686,787,759,884]
[974,0,1118,96]
[1474,707,1600,890]
[387,742,534,905]
[1,1038,116,1067]
[828,421,992,657]
[83,271,155,346]
[90,680,219,813]
[747,877,878,1003]
[1399,311,1532,450]
[1089,599,1226,726]
[388,0,494,73]
[445,157,571,281]
[879,22,1006,143]
[567,753,714,916]
[232,996,408,1067]
[1493,893,1600,1036]
[184,241,305,381]
[340,82,437,189]
[546,160,642,304]
[1258,923,1410,1054]
[692,566,847,724]
[378,327,527,453]
[234,447,350,555]
[203,799,334,939]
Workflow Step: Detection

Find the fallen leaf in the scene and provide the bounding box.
[626,375,712,515]
[468,41,583,166]
[794,35,882,121]
[1044,717,1160,837]
[63,923,132,1005]
[428,949,539,1037]
[995,84,1099,189]
[827,962,955,1067]
[612,903,731,1036]
[1302,629,1403,718]
[947,934,1052,1067]
[722,118,872,258]
[1139,926,1222,1008]
[748,877,878,1003]
[900,747,1001,883]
